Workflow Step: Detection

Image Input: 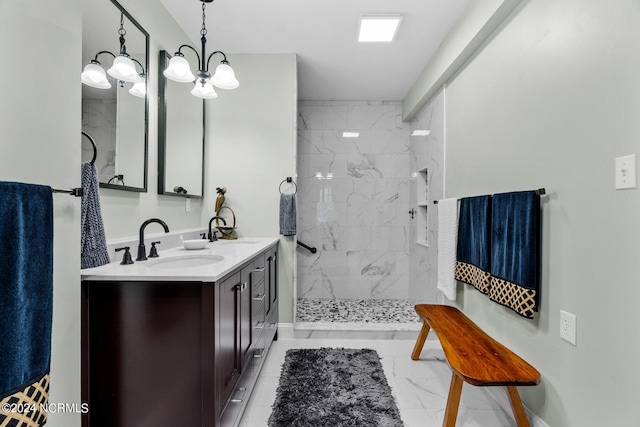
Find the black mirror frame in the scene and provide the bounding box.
[95,0,150,193]
[157,50,205,199]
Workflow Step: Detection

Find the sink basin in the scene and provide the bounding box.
[146,254,224,269]
[216,239,260,244]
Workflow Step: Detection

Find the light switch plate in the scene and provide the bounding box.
[615,154,636,190]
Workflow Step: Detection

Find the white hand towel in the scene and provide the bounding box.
[437,198,459,301]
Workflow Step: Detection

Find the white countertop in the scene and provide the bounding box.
[81,237,279,282]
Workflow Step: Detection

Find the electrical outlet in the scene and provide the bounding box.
[185,198,191,213]
[560,310,577,345]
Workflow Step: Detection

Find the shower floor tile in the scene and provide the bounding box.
[296,298,420,324]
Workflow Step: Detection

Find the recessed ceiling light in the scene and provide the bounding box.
[358,15,402,42]
[411,130,431,136]
[343,131,360,138]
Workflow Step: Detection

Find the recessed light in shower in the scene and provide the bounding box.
[343,131,360,138]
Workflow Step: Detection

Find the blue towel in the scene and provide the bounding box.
[81,162,110,269]
[0,181,53,423]
[489,191,541,318]
[455,195,492,294]
[279,193,296,236]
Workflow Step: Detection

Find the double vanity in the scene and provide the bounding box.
[81,236,279,427]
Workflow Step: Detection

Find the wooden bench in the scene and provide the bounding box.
[411,304,540,427]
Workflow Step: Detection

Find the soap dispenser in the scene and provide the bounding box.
[115,246,134,265]
[149,241,161,258]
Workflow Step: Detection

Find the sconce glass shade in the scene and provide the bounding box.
[164,56,196,83]
[211,63,239,89]
[191,78,218,99]
[107,55,139,82]
[81,62,112,89]
[128,78,146,98]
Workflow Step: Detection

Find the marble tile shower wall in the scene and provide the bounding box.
[297,101,412,300]
[82,98,116,181]
[409,89,445,302]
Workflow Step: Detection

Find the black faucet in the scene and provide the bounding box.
[136,218,170,261]
[208,216,227,242]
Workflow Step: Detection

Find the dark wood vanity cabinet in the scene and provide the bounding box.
[81,244,278,427]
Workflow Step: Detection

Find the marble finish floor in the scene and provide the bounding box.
[239,337,523,427]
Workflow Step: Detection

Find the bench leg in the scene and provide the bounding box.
[442,373,463,427]
[507,386,531,427]
[411,320,431,360]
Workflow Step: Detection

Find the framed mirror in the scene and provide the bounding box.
[81,0,149,192]
[158,50,205,198]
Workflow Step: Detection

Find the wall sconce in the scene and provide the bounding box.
[163,0,239,100]
[81,12,147,98]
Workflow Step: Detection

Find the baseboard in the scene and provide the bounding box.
[277,323,294,339]
[485,387,550,427]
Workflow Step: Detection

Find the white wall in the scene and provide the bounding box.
[203,54,297,323]
[442,0,640,425]
[403,0,524,121]
[0,1,82,426]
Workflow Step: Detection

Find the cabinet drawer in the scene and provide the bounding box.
[253,303,265,331]
[251,255,266,288]
[252,296,265,319]
[264,319,277,349]
[252,278,265,301]
[252,332,266,361]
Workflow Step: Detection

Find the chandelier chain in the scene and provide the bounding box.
[118,12,126,37]
[201,2,207,37]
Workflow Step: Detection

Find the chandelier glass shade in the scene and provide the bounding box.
[81,61,111,89]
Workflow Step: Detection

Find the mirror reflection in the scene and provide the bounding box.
[158,50,205,198]
[81,0,149,192]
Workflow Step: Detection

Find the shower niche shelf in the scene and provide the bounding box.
[416,166,429,247]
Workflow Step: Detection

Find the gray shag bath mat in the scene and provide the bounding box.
[268,348,404,426]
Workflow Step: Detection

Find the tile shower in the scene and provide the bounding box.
[295,97,445,325]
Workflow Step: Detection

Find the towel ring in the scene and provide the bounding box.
[279,177,297,195]
[82,131,97,165]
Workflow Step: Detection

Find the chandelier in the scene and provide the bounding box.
[80,12,146,98]
[163,0,239,99]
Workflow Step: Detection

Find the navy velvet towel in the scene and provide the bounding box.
[279,193,296,236]
[489,191,541,318]
[455,195,492,294]
[81,162,110,269]
[0,181,53,398]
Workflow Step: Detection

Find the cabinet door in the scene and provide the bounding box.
[239,263,253,370]
[267,249,277,319]
[218,271,241,411]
